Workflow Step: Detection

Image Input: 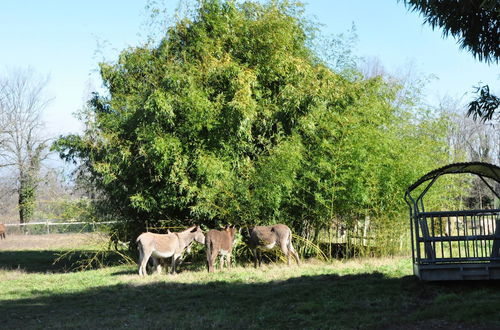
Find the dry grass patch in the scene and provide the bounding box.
[0,233,107,251]
[0,267,26,281]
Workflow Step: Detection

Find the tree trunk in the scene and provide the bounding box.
[19,172,36,225]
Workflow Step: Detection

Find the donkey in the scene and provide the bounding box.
[0,223,5,239]
[205,225,237,272]
[136,225,205,276]
[247,224,300,268]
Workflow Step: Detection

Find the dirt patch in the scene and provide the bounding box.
[0,233,107,250]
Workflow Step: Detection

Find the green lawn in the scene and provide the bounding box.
[1,234,500,329]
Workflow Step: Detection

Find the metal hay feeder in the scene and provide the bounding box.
[405,162,500,281]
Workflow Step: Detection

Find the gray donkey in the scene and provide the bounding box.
[247,224,300,268]
[205,225,237,272]
[136,225,205,276]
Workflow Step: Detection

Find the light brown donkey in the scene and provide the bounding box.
[247,224,300,268]
[136,225,205,276]
[0,223,5,239]
[205,225,237,272]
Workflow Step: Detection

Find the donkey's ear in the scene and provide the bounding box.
[190,226,198,233]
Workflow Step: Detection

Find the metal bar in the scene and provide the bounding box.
[419,198,425,213]
[447,215,453,258]
[420,256,500,263]
[491,219,500,258]
[416,218,421,262]
[482,215,487,258]
[431,215,436,258]
[405,191,417,263]
[487,215,494,253]
[472,215,478,258]
[439,215,444,259]
[417,234,499,242]
[479,175,500,200]
[457,215,462,259]
[419,216,435,260]
[418,209,500,217]
[464,214,470,258]
[415,175,441,215]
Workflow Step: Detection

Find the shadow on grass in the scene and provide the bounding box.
[112,261,207,276]
[2,270,500,329]
[0,250,126,273]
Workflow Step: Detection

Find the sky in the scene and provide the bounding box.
[1,0,498,138]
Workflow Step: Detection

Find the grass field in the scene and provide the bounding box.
[1,234,500,329]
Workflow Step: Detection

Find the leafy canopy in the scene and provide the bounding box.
[54,0,454,243]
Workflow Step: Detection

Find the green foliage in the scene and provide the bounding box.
[18,174,36,224]
[53,0,457,248]
[467,84,500,122]
[403,0,500,64]
[34,197,97,223]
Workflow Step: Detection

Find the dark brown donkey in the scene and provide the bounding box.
[0,223,5,239]
[247,224,300,267]
[205,225,237,272]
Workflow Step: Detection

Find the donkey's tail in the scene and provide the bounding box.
[287,228,300,266]
[137,239,144,263]
[136,233,143,243]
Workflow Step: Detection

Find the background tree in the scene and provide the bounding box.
[441,97,500,208]
[0,68,51,224]
[401,0,500,121]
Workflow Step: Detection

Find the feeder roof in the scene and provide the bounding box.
[407,162,500,193]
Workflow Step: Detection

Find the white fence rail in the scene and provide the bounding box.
[4,220,116,234]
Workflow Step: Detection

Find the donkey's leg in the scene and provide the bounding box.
[288,241,300,266]
[206,248,213,273]
[170,253,179,274]
[219,255,225,270]
[176,252,186,270]
[253,249,258,268]
[138,244,144,276]
[206,254,212,273]
[279,239,292,265]
[209,252,218,273]
[152,257,162,274]
[162,258,169,274]
[139,249,153,276]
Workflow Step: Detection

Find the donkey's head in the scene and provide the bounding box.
[224,225,238,245]
[190,225,205,244]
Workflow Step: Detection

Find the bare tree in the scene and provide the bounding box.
[0,68,52,224]
[441,96,500,209]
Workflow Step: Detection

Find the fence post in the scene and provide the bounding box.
[46,219,50,235]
